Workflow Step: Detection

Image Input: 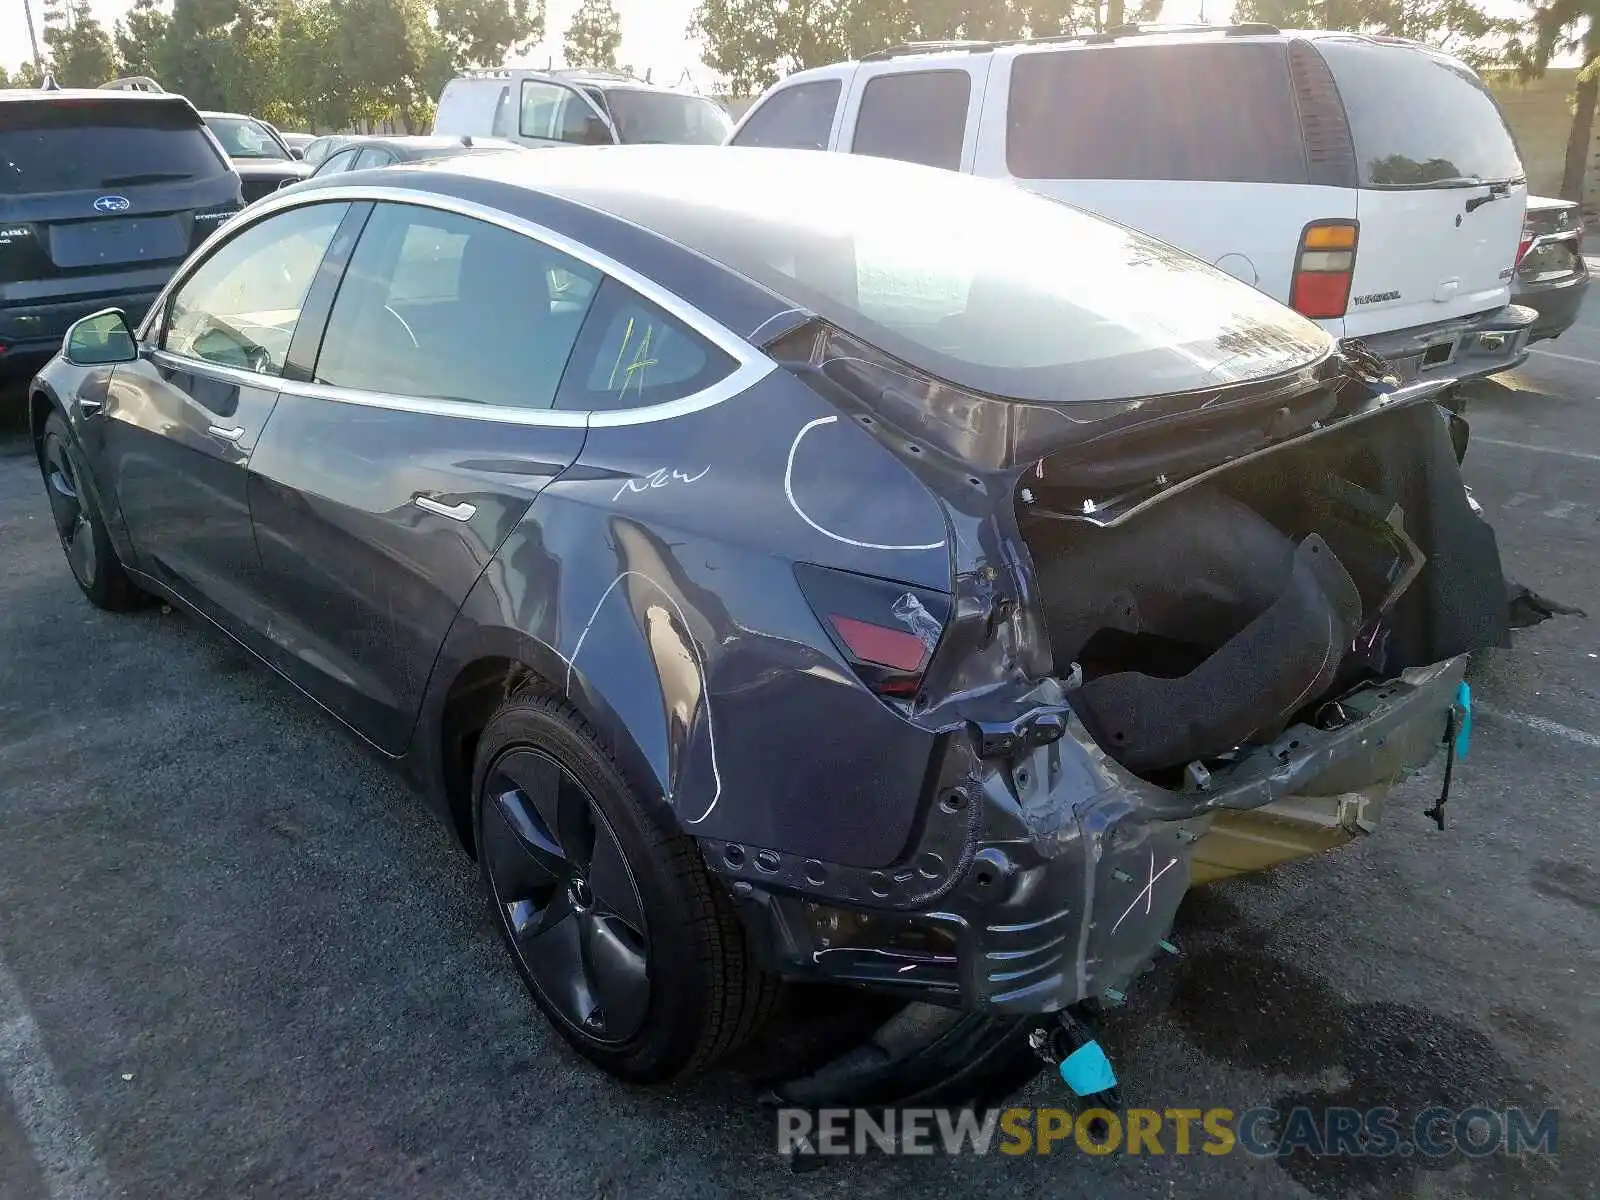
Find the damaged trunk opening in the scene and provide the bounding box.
[1021,399,1511,880]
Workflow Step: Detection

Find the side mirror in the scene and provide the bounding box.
[63,309,137,366]
[289,147,304,160]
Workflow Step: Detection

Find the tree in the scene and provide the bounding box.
[1512,1,1600,201]
[434,0,544,67]
[688,0,1165,95]
[115,0,172,79]
[1230,0,1517,68]
[45,0,118,86]
[565,0,621,69]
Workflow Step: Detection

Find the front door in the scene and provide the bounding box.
[99,199,351,635]
[244,199,603,752]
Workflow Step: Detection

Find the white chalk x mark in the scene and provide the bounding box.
[1110,850,1180,934]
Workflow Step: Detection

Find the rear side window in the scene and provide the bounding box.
[731,81,841,150]
[1006,44,1307,184]
[315,202,602,410]
[1316,41,1523,187]
[0,99,228,195]
[556,278,736,412]
[354,148,393,169]
[851,70,970,170]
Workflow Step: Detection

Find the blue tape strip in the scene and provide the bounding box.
[1455,681,1472,761]
[1059,1040,1118,1097]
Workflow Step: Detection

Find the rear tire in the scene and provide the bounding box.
[472,688,779,1082]
[40,412,144,612]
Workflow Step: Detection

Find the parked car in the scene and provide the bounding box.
[1515,195,1589,342]
[299,134,353,167]
[0,85,241,380]
[201,111,314,201]
[27,147,1505,1087]
[277,131,316,156]
[434,67,731,149]
[733,26,1534,395]
[308,134,520,178]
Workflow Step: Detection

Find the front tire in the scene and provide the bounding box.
[472,689,778,1082]
[40,412,143,612]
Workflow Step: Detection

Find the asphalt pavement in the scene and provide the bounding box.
[2,298,1599,1198]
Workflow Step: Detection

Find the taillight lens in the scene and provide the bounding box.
[794,562,950,701]
[1516,220,1535,267]
[1290,220,1359,320]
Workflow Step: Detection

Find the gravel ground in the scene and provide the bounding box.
[2,304,1599,1199]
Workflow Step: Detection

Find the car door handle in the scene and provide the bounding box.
[413,495,476,522]
[207,424,246,442]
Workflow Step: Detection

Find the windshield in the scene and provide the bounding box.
[205,116,288,160]
[0,101,228,194]
[605,91,731,146]
[575,149,1331,404]
[1318,41,1523,188]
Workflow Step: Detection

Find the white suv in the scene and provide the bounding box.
[730,25,1534,385]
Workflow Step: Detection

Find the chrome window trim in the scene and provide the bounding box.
[149,347,284,389]
[136,182,773,426]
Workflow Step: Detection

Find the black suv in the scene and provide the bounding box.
[1,87,242,378]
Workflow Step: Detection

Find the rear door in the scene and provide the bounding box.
[0,96,240,350]
[244,199,599,752]
[976,40,1356,327]
[1316,38,1526,339]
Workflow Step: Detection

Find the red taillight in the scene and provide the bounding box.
[826,615,929,673]
[1290,220,1358,320]
[1516,221,1535,267]
[795,563,950,702]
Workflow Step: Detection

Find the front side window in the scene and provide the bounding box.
[1317,40,1523,188]
[491,86,513,137]
[556,278,735,411]
[163,201,348,374]
[313,149,358,177]
[314,202,602,409]
[520,80,611,145]
[1006,44,1307,184]
[851,70,970,170]
[730,80,841,151]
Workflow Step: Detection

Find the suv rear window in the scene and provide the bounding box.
[0,99,227,195]
[1316,40,1523,188]
[1006,43,1307,184]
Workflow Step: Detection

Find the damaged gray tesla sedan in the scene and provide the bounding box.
[28,147,1507,1089]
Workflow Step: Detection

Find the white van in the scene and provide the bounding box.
[730,26,1534,385]
[434,68,732,150]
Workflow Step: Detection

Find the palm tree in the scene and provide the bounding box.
[1521,0,1600,201]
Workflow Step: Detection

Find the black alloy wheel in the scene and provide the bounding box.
[480,748,651,1043]
[43,430,98,590]
[39,413,142,611]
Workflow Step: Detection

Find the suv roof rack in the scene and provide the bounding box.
[99,75,166,92]
[860,22,1281,60]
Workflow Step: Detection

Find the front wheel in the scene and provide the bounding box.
[39,411,144,612]
[472,689,778,1082]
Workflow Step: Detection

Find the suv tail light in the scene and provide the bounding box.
[795,563,950,701]
[1290,220,1359,319]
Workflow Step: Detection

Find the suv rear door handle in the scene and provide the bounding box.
[413,495,476,522]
